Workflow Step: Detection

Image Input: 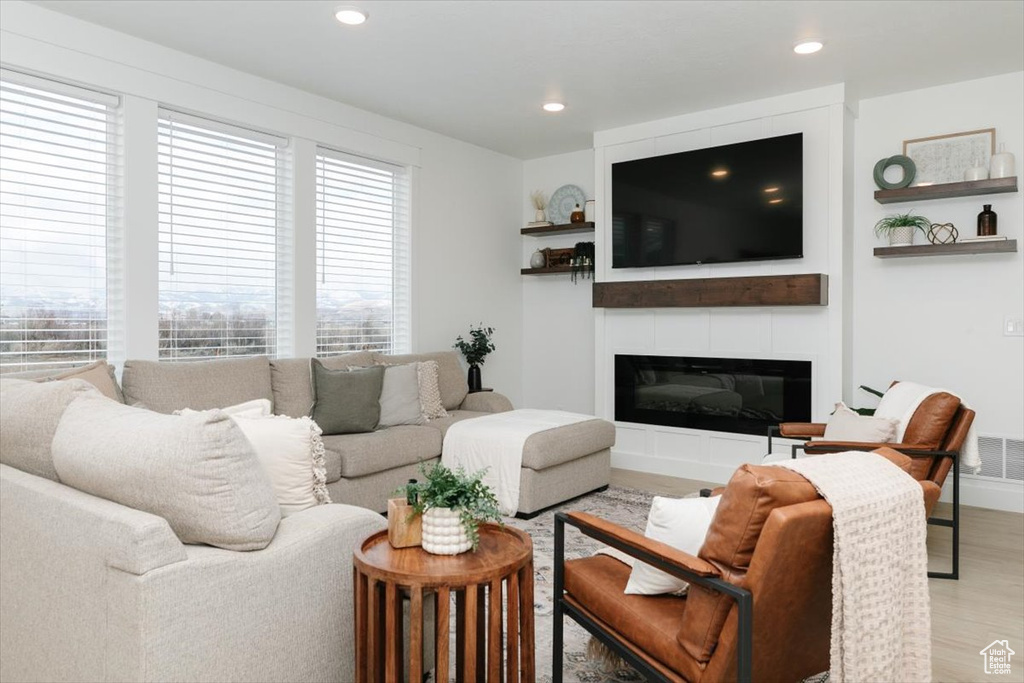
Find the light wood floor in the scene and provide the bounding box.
[610,468,1024,683]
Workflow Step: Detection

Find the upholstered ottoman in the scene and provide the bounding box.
[517,415,615,517]
[443,409,615,519]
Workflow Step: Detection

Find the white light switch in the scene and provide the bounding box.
[1006,317,1024,337]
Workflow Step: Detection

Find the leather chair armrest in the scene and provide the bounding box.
[802,440,932,454]
[779,422,826,438]
[565,511,720,578]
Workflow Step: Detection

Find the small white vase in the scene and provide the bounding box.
[421,507,473,555]
[534,208,546,223]
[990,147,1016,179]
[889,225,916,247]
[530,250,547,269]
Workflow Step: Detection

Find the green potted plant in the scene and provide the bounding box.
[405,463,501,555]
[874,211,930,246]
[453,324,495,392]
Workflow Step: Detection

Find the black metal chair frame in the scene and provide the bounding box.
[553,512,753,683]
[766,426,959,580]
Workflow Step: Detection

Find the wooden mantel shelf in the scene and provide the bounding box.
[592,274,828,308]
[874,177,1017,204]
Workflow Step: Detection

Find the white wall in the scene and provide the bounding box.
[520,150,595,412]
[0,1,524,402]
[853,71,1024,510]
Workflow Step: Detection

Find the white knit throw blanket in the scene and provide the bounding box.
[777,452,932,683]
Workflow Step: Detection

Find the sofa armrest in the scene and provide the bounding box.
[779,422,827,438]
[132,503,387,683]
[460,391,513,413]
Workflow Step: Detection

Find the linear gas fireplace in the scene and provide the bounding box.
[615,355,811,437]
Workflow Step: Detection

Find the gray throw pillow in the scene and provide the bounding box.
[310,360,385,435]
[378,363,425,427]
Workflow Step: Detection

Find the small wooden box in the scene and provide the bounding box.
[387,497,422,548]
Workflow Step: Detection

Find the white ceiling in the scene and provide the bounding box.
[29,0,1024,159]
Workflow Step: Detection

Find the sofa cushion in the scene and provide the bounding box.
[121,356,273,414]
[270,352,376,418]
[52,392,281,551]
[564,555,691,678]
[422,410,490,438]
[44,360,124,402]
[321,426,442,479]
[310,362,384,435]
[373,351,467,411]
[522,418,617,470]
[0,378,99,481]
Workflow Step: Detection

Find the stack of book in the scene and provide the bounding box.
[526,221,553,228]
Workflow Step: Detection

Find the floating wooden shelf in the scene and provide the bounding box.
[874,177,1017,204]
[592,274,828,308]
[521,265,585,275]
[873,239,1018,258]
[520,221,594,236]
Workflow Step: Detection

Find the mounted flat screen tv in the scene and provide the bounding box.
[611,133,803,268]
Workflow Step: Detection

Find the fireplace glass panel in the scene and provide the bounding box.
[615,355,811,436]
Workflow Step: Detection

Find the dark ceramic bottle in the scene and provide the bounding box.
[977,204,997,236]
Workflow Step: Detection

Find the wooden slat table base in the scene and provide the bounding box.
[353,525,534,682]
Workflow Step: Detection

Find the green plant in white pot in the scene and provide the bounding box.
[405,463,501,555]
[874,211,930,247]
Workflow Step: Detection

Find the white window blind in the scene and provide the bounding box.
[158,109,288,361]
[315,148,410,356]
[0,69,120,374]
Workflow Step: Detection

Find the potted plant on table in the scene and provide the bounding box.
[874,211,931,246]
[405,462,501,555]
[453,324,495,393]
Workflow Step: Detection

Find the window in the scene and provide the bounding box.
[0,70,120,374]
[158,109,287,360]
[315,148,409,356]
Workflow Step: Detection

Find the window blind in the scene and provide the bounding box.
[315,147,410,356]
[158,109,287,361]
[0,69,120,374]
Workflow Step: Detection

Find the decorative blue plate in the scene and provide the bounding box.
[547,184,587,225]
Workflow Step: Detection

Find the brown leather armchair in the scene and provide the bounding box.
[770,386,974,580]
[553,448,938,683]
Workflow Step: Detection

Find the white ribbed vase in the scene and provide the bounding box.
[421,507,473,555]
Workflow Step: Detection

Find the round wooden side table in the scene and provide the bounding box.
[353,523,534,683]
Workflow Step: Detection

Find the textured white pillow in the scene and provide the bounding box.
[417,360,449,420]
[378,363,425,427]
[822,401,899,442]
[624,495,721,596]
[230,414,331,516]
[219,398,272,418]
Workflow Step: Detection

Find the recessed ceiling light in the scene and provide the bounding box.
[769,198,784,204]
[711,169,729,178]
[793,40,823,55]
[543,102,565,113]
[334,6,368,25]
[764,186,780,193]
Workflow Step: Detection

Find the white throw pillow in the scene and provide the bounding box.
[179,402,330,516]
[231,414,331,516]
[624,494,722,596]
[822,401,899,442]
[378,363,425,427]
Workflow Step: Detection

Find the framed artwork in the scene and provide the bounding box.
[903,128,995,186]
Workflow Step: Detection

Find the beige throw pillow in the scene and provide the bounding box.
[822,401,899,442]
[44,360,124,402]
[53,393,281,551]
[0,377,100,481]
[418,360,449,420]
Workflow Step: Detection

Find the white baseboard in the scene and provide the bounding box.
[612,450,1024,514]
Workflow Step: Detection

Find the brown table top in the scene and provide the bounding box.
[353,523,532,587]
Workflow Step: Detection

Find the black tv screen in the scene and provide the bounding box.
[611,133,803,268]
